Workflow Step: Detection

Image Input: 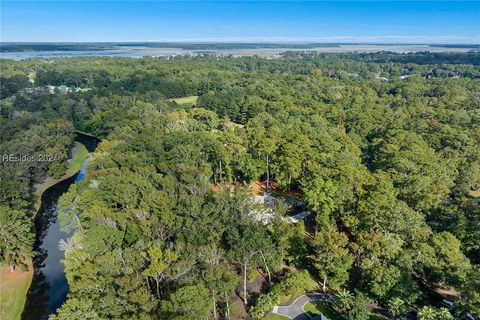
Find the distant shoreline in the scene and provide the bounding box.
[1,42,479,52]
[1,43,478,60]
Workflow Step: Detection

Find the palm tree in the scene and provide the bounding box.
[437,308,454,320]
[388,297,405,319]
[334,289,354,311]
[417,306,436,320]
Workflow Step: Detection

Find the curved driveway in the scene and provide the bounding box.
[271,292,334,320]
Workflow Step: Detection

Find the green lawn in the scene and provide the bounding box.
[0,266,33,320]
[469,189,480,198]
[303,301,389,320]
[34,141,88,211]
[67,141,89,172]
[167,95,198,107]
[305,273,320,291]
[304,301,343,319]
[263,313,289,320]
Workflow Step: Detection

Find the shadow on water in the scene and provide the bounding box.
[74,132,100,153]
[21,133,98,320]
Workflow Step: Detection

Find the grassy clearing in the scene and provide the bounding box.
[305,274,321,291]
[263,313,290,320]
[167,95,198,107]
[304,301,389,320]
[304,301,343,319]
[67,141,89,172]
[34,142,88,212]
[0,264,33,320]
[469,189,480,198]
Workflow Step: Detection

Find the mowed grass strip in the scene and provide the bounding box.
[33,141,88,211]
[167,95,198,107]
[67,141,89,172]
[304,301,342,319]
[469,189,480,198]
[262,314,290,320]
[0,263,33,320]
[304,301,390,320]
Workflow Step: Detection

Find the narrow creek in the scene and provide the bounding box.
[21,133,99,320]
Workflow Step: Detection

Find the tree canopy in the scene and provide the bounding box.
[0,52,479,319]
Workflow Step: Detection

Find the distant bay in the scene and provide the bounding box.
[1,43,477,60]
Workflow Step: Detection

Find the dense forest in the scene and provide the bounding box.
[1,52,479,320]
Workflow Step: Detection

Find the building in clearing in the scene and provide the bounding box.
[57,85,71,94]
[46,85,73,94]
[250,191,311,224]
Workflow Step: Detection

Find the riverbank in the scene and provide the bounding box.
[74,129,98,138]
[33,141,88,212]
[0,140,89,320]
[21,133,99,320]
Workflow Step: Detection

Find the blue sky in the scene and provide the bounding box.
[1,1,479,43]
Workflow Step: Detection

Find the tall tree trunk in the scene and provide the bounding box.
[155,276,161,299]
[225,292,230,319]
[145,277,150,293]
[266,154,270,191]
[74,214,83,232]
[258,251,272,284]
[219,160,222,183]
[242,262,248,305]
[212,292,217,319]
[427,268,434,282]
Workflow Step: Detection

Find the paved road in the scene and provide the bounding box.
[271,293,334,320]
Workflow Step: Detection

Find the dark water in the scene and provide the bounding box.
[74,132,100,152]
[21,133,98,320]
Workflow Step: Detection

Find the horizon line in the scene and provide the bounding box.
[1,41,480,45]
